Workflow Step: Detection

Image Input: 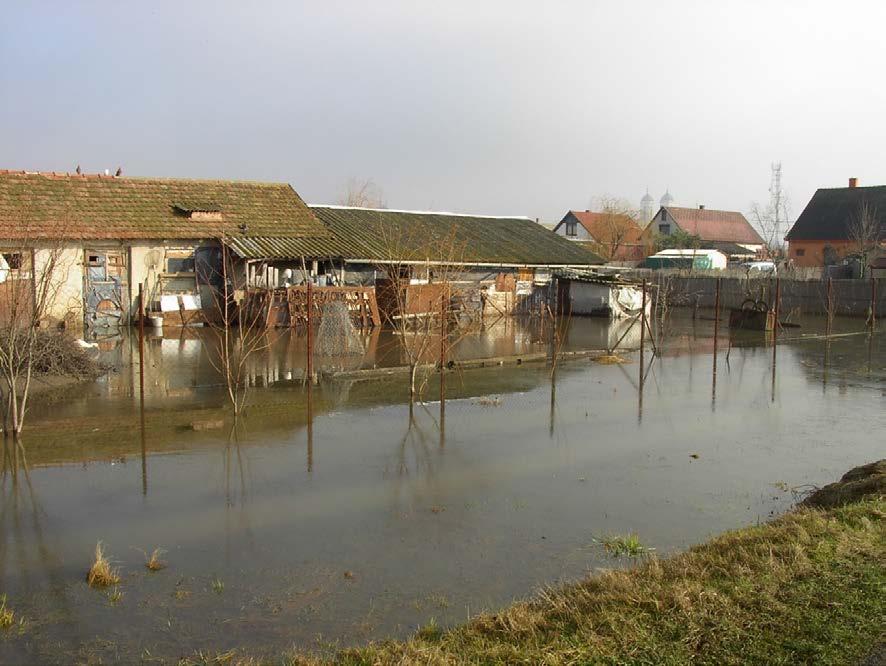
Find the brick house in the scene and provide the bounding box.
[785,178,886,267]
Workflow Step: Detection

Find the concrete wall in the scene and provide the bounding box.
[649,274,885,317]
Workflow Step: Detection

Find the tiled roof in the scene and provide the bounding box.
[308,206,603,266]
[664,206,764,245]
[0,170,330,241]
[226,235,349,260]
[567,210,644,245]
[785,185,886,241]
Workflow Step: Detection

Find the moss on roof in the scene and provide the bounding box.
[308,206,603,266]
[0,171,330,241]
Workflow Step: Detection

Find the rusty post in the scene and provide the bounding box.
[826,276,834,337]
[771,277,780,403]
[640,280,647,359]
[306,280,314,382]
[773,277,780,341]
[138,282,146,403]
[712,277,720,410]
[306,381,314,473]
[138,281,147,495]
[639,280,647,403]
[439,291,446,401]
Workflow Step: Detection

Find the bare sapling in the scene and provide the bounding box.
[200,239,272,415]
[848,201,883,279]
[0,230,74,440]
[374,223,468,404]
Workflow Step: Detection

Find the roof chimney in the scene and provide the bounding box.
[699,204,705,210]
[849,177,858,188]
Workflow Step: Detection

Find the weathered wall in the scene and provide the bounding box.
[787,240,856,267]
[34,245,83,326]
[650,274,884,317]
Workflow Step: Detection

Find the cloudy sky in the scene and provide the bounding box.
[2,1,884,223]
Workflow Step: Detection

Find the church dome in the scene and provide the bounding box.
[641,191,654,204]
[660,189,674,207]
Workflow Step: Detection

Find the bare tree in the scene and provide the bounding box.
[587,196,642,262]
[373,223,468,404]
[750,162,790,256]
[199,240,273,415]
[0,232,76,439]
[338,177,387,208]
[848,201,884,278]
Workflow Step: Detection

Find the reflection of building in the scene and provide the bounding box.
[785,177,886,268]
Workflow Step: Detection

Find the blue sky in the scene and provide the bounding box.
[2,1,885,223]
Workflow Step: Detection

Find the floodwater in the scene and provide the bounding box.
[1,314,883,664]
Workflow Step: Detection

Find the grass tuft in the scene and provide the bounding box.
[144,548,167,572]
[594,354,629,365]
[211,578,225,595]
[597,533,653,557]
[87,542,121,588]
[108,587,124,605]
[0,595,14,629]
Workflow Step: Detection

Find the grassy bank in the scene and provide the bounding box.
[188,464,885,665]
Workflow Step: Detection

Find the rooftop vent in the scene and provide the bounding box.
[849,177,858,188]
[699,205,705,210]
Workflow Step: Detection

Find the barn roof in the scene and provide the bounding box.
[305,206,603,266]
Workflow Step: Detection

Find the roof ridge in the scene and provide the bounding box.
[310,204,534,221]
[0,169,290,187]
[665,205,744,214]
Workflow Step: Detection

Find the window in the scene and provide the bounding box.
[166,256,196,273]
[795,248,805,257]
[565,221,577,237]
[2,252,23,269]
[659,224,670,234]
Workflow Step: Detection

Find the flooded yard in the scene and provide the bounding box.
[1,314,883,664]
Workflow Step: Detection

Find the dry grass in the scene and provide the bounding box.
[593,354,630,365]
[144,548,167,572]
[86,542,120,588]
[331,496,885,665]
[0,595,14,629]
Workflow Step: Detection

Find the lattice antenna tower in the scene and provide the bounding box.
[769,162,784,242]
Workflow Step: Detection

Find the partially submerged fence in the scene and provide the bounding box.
[648,274,883,318]
[245,286,381,329]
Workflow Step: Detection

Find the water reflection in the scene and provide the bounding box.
[1,315,883,663]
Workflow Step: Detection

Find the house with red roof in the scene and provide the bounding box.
[553,210,647,263]
[645,205,765,258]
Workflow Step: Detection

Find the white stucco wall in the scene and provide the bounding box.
[33,245,83,327]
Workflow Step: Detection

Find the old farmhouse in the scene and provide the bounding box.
[785,178,886,268]
[0,171,601,330]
